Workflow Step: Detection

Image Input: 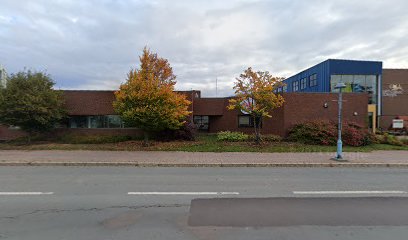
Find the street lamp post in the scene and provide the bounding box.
[332,82,347,161]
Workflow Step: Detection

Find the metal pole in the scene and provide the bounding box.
[336,88,343,160]
[216,78,218,97]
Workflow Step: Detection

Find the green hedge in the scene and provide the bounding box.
[378,133,405,146]
[217,131,249,142]
[288,120,375,147]
[249,134,282,142]
[58,135,134,144]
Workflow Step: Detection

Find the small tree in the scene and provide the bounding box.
[0,70,66,141]
[113,47,191,145]
[228,67,285,144]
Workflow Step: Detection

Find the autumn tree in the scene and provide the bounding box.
[113,47,191,145]
[0,70,66,142]
[228,67,285,144]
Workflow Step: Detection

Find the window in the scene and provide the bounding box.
[108,115,124,128]
[300,78,307,90]
[292,81,299,92]
[238,115,262,128]
[68,115,124,128]
[366,75,377,104]
[89,116,105,128]
[353,75,366,93]
[330,75,378,104]
[309,74,317,87]
[193,115,209,130]
[238,115,251,127]
[282,85,288,92]
[368,112,373,130]
[69,116,88,128]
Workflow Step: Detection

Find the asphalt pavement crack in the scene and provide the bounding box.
[1,203,188,221]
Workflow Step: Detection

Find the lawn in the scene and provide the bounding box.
[0,134,407,152]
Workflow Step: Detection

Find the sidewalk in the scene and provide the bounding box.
[0,150,407,167]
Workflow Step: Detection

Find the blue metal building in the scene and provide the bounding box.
[279,59,383,130]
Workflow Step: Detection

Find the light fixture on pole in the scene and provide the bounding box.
[332,82,347,161]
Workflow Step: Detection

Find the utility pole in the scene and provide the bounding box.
[215,77,218,97]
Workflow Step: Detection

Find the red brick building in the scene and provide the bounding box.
[381,69,408,130]
[0,90,368,141]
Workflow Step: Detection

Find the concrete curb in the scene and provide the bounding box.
[0,162,408,167]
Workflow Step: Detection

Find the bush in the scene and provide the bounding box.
[343,122,376,146]
[288,120,375,147]
[217,131,248,142]
[59,135,133,144]
[262,134,283,142]
[249,134,282,142]
[155,122,197,141]
[378,133,404,146]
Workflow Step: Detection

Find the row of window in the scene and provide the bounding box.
[68,115,260,130]
[68,115,124,129]
[292,74,318,92]
[193,115,260,129]
[276,73,318,93]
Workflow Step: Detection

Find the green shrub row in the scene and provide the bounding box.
[377,133,405,146]
[216,131,282,142]
[58,135,135,144]
[287,120,376,147]
[217,131,248,142]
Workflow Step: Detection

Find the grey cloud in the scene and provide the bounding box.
[0,0,407,97]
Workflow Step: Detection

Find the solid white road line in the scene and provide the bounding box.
[128,192,240,195]
[293,191,407,195]
[0,192,54,195]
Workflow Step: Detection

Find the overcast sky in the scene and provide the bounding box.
[1,0,408,96]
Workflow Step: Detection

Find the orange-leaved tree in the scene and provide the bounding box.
[228,67,285,144]
[113,47,191,145]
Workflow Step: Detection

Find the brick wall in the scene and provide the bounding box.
[381,69,408,130]
[1,91,368,140]
[195,93,368,137]
[49,128,143,138]
[281,93,367,136]
[0,125,27,141]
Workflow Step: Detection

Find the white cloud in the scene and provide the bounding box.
[0,0,407,96]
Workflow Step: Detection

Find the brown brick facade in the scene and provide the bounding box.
[0,125,27,141]
[62,90,117,115]
[381,69,408,130]
[193,93,368,136]
[1,90,368,140]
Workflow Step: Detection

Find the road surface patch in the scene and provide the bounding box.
[128,192,239,195]
[293,191,407,195]
[188,197,408,227]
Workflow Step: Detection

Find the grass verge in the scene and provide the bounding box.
[0,134,407,152]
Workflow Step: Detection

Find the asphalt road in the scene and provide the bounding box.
[1,167,408,240]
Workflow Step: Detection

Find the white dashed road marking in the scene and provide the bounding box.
[0,192,54,195]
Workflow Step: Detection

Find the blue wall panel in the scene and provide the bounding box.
[282,59,382,93]
[329,59,382,75]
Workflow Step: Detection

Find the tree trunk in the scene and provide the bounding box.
[253,115,261,145]
[143,131,149,147]
[26,131,32,145]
